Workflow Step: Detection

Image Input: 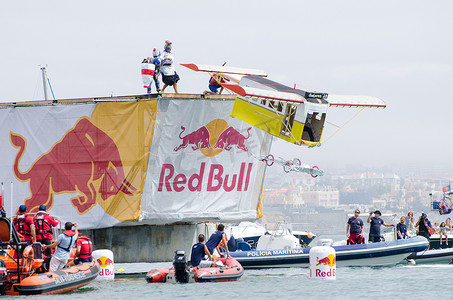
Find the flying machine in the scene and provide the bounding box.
[256,154,323,177]
[181,63,386,149]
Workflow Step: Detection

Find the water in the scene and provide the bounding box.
[4,263,451,299]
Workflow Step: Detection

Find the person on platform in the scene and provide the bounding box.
[160,41,179,93]
[13,205,36,245]
[367,210,395,243]
[44,222,78,271]
[34,205,60,271]
[205,224,230,258]
[190,234,215,268]
[68,232,93,266]
[346,209,364,244]
[416,212,432,240]
[204,73,229,95]
[396,216,411,239]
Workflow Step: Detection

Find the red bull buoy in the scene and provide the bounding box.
[92,249,115,280]
[309,246,336,280]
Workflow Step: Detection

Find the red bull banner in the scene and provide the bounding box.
[0,100,157,228]
[141,100,272,224]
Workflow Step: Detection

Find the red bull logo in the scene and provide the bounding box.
[97,256,114,268]
[173,119,252,157]
[10,117,136,214]
[158,162,253,192]
[316,254,336,267]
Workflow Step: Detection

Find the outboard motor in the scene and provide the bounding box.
[0,259,7,295]
[172,250,189,283]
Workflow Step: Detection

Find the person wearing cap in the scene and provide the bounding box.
[44,222,78,271]
[367,210,395,243]
[13,205,36,245]
[159,41,180,93]
[33,205,60,271]
[346,209,364,244]
[416,212,433,240]
[68,232,93,266]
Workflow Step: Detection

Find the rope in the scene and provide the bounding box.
[322,107,365,144]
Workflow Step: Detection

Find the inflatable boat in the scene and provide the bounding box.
[0,212,99,295]
[146,250,243,283]
[231,236,429,268]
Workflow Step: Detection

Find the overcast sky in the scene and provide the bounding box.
[1,0,452,173]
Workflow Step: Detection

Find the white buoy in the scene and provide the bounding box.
[309,246,336,280]
[92,249,115,280]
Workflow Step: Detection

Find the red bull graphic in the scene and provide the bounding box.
[173,119,252,155]
[158,162,253,192]
[174,126,211,151]
[10,117,136,214]
[97,256,114,268]
[316,254,336,267]
[213,126,251,151]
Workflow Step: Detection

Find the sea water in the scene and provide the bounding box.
[4,263,451,299]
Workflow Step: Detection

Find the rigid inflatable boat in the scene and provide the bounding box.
[146,250,243,283]
[0,213,99,295]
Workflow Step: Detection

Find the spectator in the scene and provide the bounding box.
[446,217,452,234]
[416,213,432,240]
[367,210,395,243]
[397,216,411,239]
[346,209,364,244]
[439,222,448,246]
[405,211,416,236]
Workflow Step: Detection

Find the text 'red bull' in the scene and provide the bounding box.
[158,162,253,192]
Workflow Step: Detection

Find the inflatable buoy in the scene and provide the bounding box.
[309,246,336,280]
[92,249,115,280]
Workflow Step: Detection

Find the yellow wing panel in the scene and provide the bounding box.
[230,98,305,145]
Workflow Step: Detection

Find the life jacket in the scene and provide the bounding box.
[58,230,75,252]
[13,214,32,238]
[34,212,53,239]
[78,236,93,259]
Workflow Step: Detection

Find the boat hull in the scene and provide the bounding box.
[14,261,99,295]
[230,236,429,268]
[145,257,243,283]
[407,247,453,264]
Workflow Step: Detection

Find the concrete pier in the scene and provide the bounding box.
[83,223,217,263]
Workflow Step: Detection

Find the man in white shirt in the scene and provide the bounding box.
[160,41,179,93]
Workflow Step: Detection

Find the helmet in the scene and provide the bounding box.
[39,205,47,211]
[153,58,160,66]
[19,205,27,212]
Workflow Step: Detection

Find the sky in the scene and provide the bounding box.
[1,0,452,173]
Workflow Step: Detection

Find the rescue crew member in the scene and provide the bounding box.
[44,222,77,271]
[190,234,215,268]
[13,205,36,244]
[68,232,93,266]
[34,205,60,271]
[205,224,231,258]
